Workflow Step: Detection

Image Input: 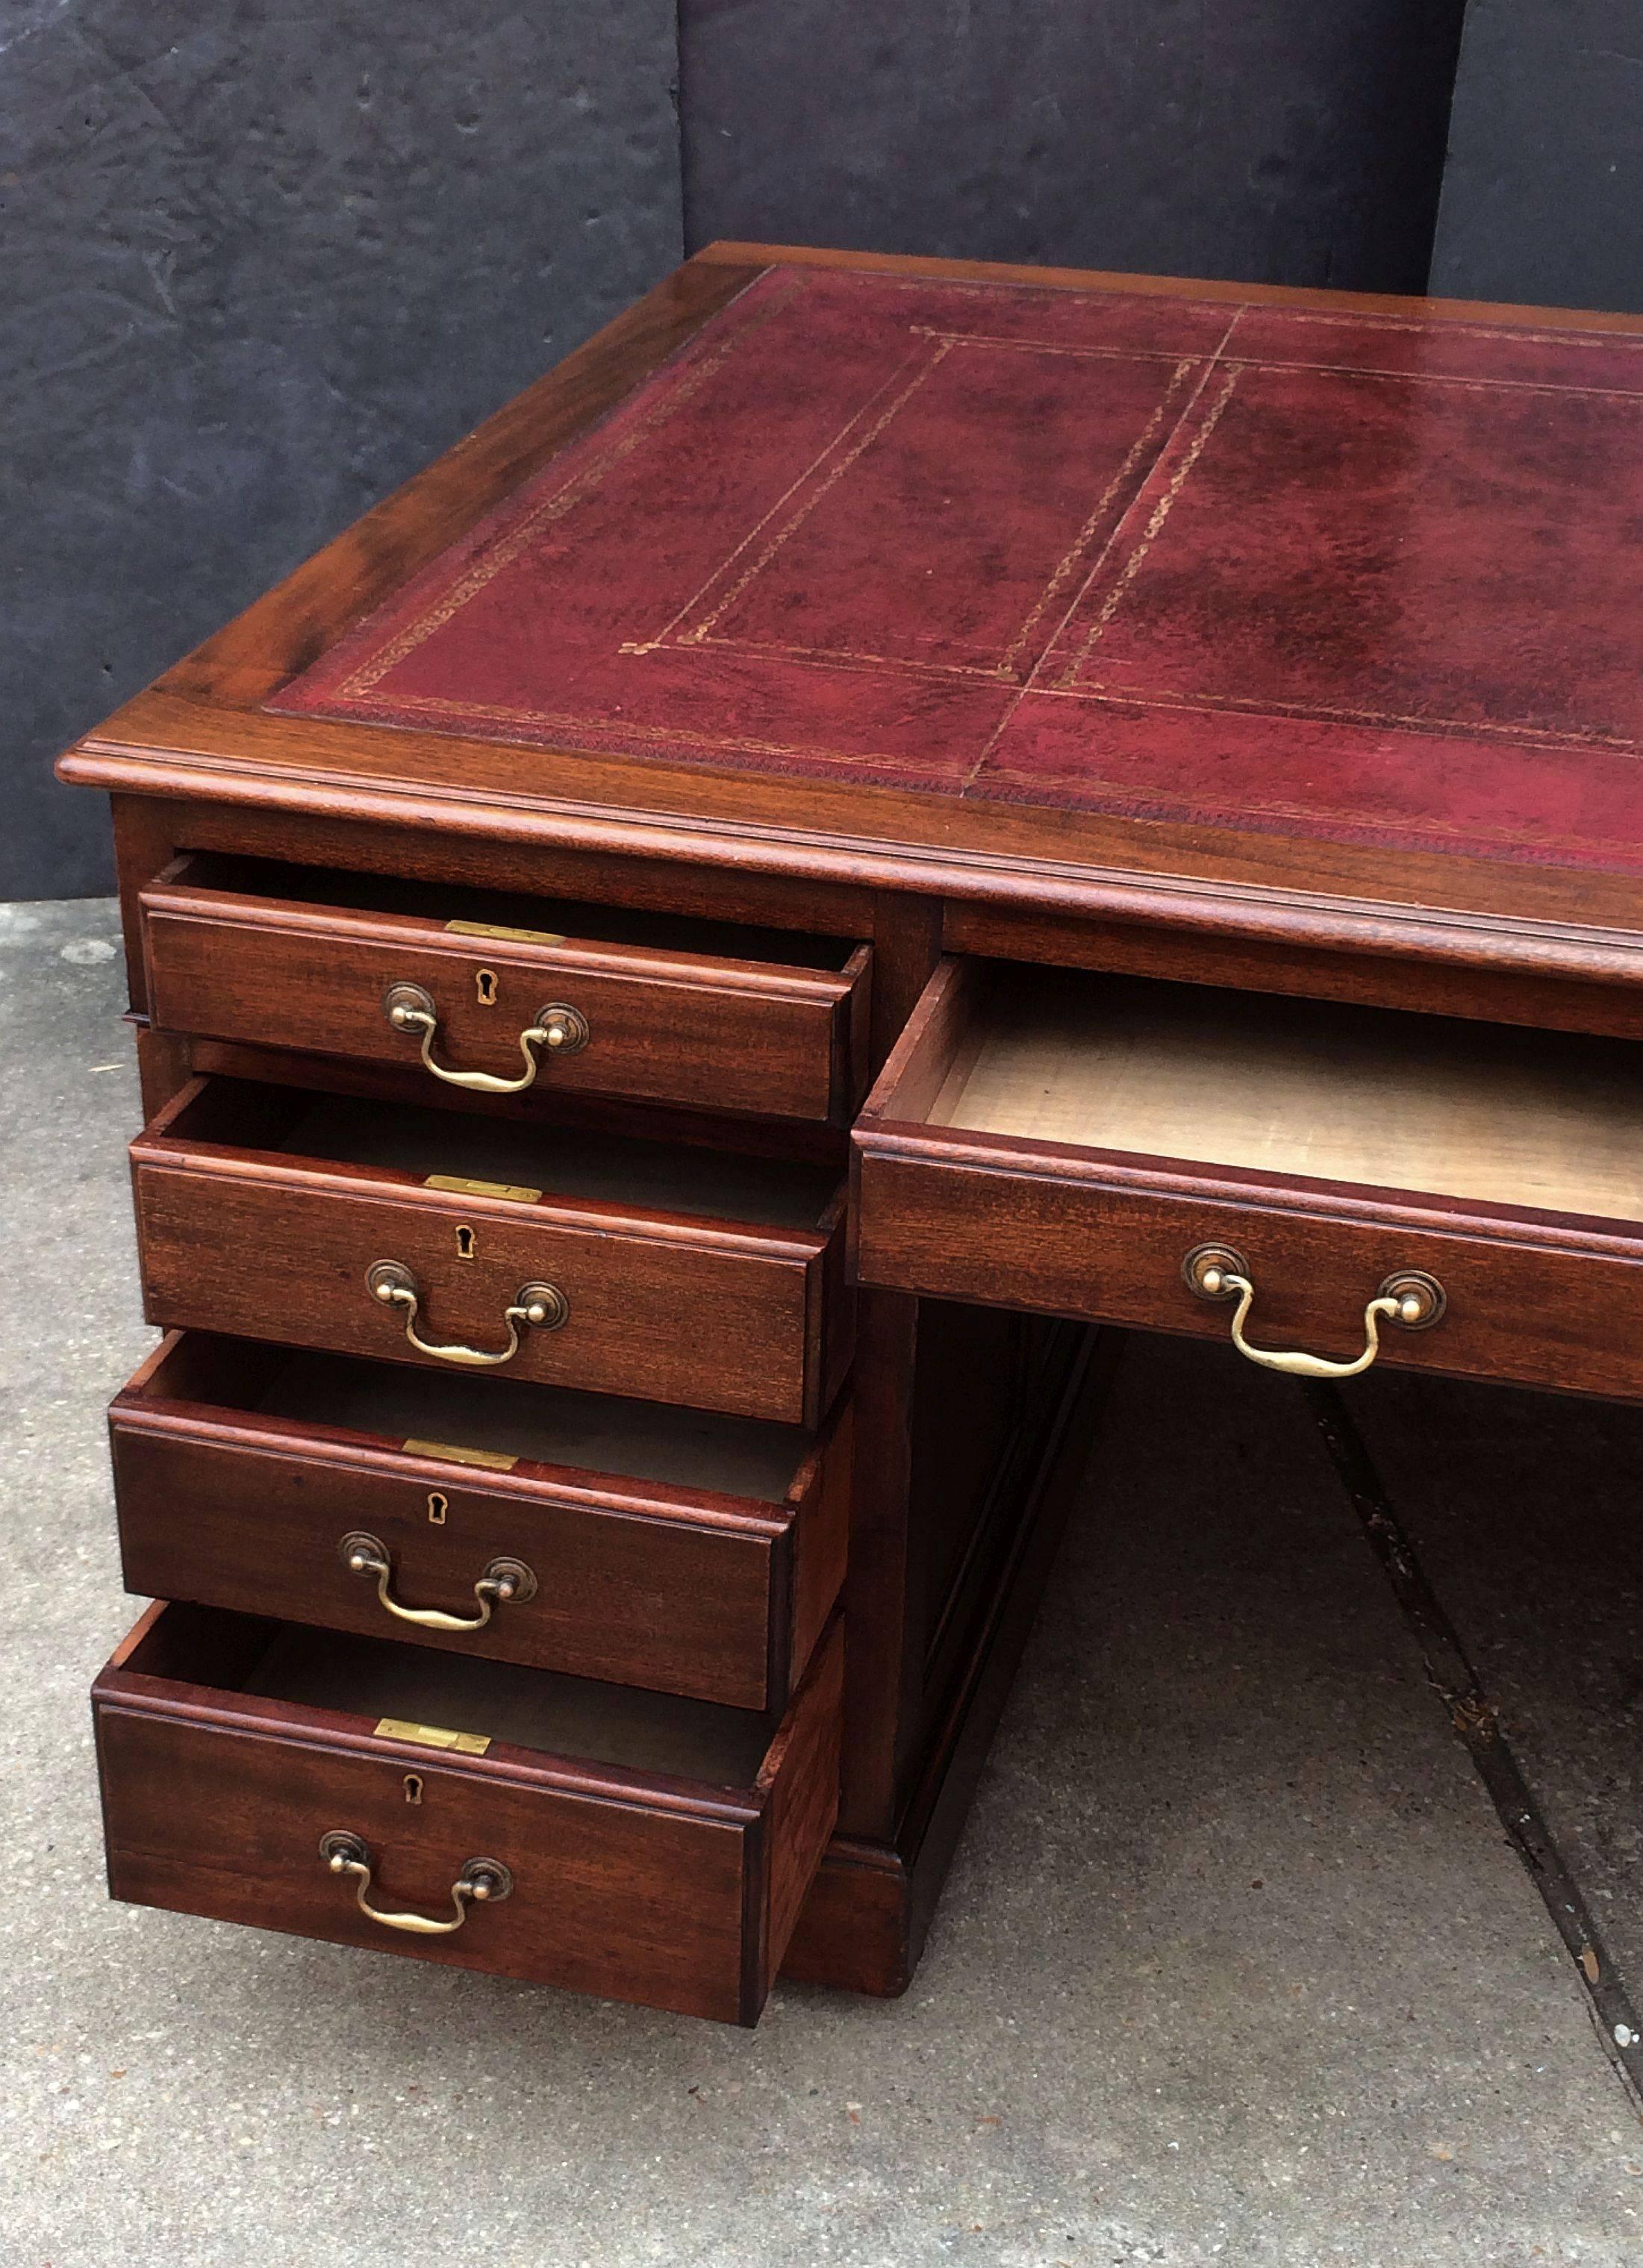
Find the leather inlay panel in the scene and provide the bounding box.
[271,264,1643,874]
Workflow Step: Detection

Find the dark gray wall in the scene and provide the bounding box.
[679,0,1466,292]
[1432,0,1643,315]
[3,1,682,898]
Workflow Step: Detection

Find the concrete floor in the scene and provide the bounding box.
[5,894,1643,2267]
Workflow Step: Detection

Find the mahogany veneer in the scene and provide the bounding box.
[141,853,873,1124]
[62,240,1643,2025]
[112,1335,849,1710]
[129,1076,851,1426]
[855,959,1643,1401]
[96,1602,843,2025]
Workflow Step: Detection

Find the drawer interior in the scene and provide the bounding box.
[166,851,859,973]
[131,1334,814,1502]
[122,1604,776,1784]
[154,1077,842,1230]
[933,965,1643,1223]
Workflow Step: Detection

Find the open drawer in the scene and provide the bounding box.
[140,853,872,1124]
[129,1077,852,1425]
[93,1602,842,2025]
[110,1335,849,1712]
[854,959,1643,1401]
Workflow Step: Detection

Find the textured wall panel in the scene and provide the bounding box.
[681,1,1465,295]
[3,2,682,897]
[1431,0,1643,316]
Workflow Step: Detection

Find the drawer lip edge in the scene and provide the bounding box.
[140,879,867,1006]
[128,1133,840,1260]
[90,1676,769,1825]
[855,1121,1643,1255]
[93,1602,844,1824]
[107,1392,801,1537]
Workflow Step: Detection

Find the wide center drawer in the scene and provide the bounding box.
[111,1335,849,1711]
[130,1077,852,1424]
[140,853,872,1124]
[94,1602,843,2025]
[855,958,1643,1401]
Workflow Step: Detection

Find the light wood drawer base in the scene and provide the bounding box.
[855,959,1643,1399]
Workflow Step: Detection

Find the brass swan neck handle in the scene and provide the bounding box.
[319,1832,511,1935]
[384,981,587,1094]
[339,1531,537,1631]
[1182,1244,1445,1380]
[366,1259,568,1368]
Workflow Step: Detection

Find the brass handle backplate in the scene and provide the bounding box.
[367,1259,567,1368]
[340,1531,537,1630]
[1182,1243,1445,1380]
[384,980,589,1094]
[319,1831,511,1935]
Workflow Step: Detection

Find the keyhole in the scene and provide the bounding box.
[455,1224,476,1261]
[403,1773,424,1805]
[426,1490,448,1524]
[475,968,499,1006]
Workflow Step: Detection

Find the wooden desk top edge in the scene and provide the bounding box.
[57,242,1643,980]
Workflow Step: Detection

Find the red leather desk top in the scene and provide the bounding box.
[272,264,1643,877]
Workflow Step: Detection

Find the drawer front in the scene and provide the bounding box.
[855,1141,1643,1401]
[95,1613,844,2025]
[109,1374,850,1712]
[853,956,1643,1403]
[130,1156,846,1426]
[141,877,870,1124]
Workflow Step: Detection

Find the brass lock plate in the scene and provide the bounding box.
[372,1718,492,1756]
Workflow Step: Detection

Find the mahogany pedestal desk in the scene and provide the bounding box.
[60,243,1643,2025]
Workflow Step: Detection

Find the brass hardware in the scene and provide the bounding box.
[366,1259,567,1368]
[425,1489,449,1523]
[383,979,587,1093]
[1182,1243,1249,1302]
[372,1720,492,1756]
[1378,1269,1447,1328]
[455,1224,476,1260]
[446,919,567,947]
[340,1529,537,1631]
[475,968,499,1006]
[403,1774,423,1805]
[318,1831,510,1934]
[403,1439,519,1474]
[425,1174,542,1204]
[1182,1244,1446,1379]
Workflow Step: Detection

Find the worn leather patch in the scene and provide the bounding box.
[271,264,1643,873]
